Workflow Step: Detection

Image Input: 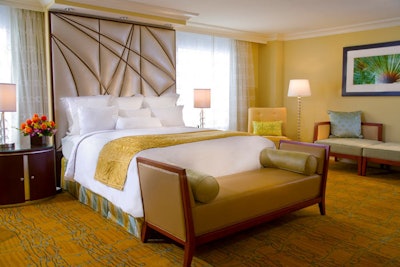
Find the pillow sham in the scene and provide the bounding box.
[78,105,118,135]
[185,169,219,203]
[260,148,317,176]
[151,105,185,127]
[115,117,162,130]
[118,108,151,118]
[61,95,112,135]
[253,121,282,136]
[328,110,363,138]
[142,93,179,109]
[111,95,144,110]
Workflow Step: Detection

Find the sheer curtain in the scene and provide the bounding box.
[11,8,48,146]
[0,6,47,145]
[0,7,13,143]
[176,31,256,131]
[231,40,257,132]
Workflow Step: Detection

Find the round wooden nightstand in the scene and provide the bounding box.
[0,143,56,206]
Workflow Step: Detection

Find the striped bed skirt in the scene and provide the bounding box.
[61,158,143,238]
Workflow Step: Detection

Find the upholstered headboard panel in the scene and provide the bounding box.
[50,12,176,148]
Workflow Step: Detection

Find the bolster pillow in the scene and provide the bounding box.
[260,148,318,175]
[186,169,219,203]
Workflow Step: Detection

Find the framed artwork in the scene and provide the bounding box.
[342,40,400,96]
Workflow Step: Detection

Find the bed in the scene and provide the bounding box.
[50,12,275,237]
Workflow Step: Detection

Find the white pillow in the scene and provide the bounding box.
[118,108,151,118]
[111,95,144,110]
[61,95,112,135]
[151,105,185,127]
[115,117,162,130]
[78,106,118,135]
[142,93,179,109]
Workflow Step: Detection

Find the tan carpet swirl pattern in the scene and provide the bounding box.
[0,160,399,266]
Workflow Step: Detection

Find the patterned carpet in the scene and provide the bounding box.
[0,160,399,266]
[196,161,400,266]
[0,194,210,267]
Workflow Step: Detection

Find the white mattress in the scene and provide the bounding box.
[63,127,275,217]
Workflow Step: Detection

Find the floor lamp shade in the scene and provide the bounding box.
[0,83,16,148]
[288,79,311,97]
[288,79,311,141]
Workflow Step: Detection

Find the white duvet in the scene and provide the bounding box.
[63,127,275,217]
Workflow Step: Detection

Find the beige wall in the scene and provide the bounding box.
[258,26,400,143]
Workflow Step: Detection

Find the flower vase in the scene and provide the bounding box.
[30,135,47,147]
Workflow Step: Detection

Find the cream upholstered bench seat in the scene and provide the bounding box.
[361,142,400,176]
[315,137,383,175]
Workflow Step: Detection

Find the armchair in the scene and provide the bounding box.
[248,107,291,148]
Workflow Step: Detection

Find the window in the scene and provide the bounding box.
[176,31,233,130]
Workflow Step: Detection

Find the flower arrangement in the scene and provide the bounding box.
[20,114,56,137]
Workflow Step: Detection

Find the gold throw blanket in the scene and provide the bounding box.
[94,130,251,190]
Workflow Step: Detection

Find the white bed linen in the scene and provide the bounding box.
[64,127,275,217]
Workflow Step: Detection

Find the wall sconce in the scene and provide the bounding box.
[194,88,211,128]
[0,83,16,149]
[288,79,311,141]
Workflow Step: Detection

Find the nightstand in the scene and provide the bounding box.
[0,143,56,206]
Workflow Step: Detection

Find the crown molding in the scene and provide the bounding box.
[282,17,400,41]
[178,17,400,44]
[46,0,197,26]
[0,0,45,11]
[179,22,270,44]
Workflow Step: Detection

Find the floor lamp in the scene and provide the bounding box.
[288,79,311,141]
[194,89,211,128]
[0,83,17,149]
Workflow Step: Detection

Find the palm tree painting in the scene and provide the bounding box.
[353,54,400,84]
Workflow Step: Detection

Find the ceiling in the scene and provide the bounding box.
[3,0,400,43]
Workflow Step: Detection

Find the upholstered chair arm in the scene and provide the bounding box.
[361,122,383,141]
[313,121,331,142]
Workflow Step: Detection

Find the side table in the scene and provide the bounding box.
[0,143,56,206]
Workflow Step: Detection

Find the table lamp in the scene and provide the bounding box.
[194,88,211,128]
[0,83,16,149]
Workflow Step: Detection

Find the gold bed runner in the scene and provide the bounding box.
[94,130,251,190]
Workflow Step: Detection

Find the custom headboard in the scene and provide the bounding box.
[50,12,176,148]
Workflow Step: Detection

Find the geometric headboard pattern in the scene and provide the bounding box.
[50,12,176,148]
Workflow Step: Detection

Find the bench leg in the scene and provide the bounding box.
[318,201,326,215]
[361,157,367,176]
[183,242,195,267]
[357,157,363,176]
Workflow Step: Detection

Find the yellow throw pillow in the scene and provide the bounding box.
[253,121,282,136]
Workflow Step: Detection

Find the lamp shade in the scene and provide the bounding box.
[194,88,211,108]
[288,79,311,97]
[0,83,16,112]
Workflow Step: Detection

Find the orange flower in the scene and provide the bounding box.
[18,114,57,137]
[24,126,33,134]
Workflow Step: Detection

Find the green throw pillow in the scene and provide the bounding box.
[328,110,363,138]
[185,169,219,203]
[253,121,282,136]
[260,148,317,176]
